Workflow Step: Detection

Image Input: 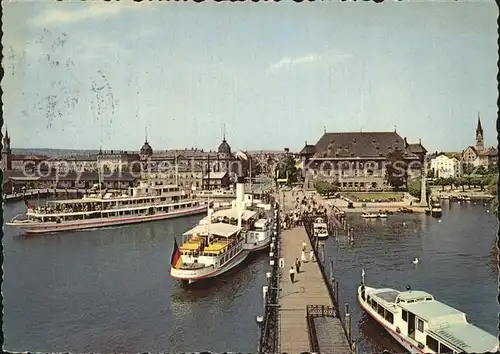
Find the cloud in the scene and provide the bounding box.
[31,2,152,27]
[270,51,352,70]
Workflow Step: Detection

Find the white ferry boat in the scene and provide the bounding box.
[6,181,207,234]
[357,271,498,353]
[170,217,248,284]
[197,182,273,252]
[313,217,329,240]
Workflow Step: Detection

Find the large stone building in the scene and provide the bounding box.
[462,114,497,168]
[299,130,426,190]
[138,127,249,186]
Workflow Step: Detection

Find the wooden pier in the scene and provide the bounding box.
[278,226,351,353]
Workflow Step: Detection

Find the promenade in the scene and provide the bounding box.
[278,226,351,353]
[276,189,351,353]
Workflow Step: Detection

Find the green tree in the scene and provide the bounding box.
[385,149,408,190]
[475,165,488,176]
[426,168,435,179]
[407,178,431,201]
[456,177,466,192]
[487,176,497,196]
[488,164,498,174]
[314,180,339,197]
[436,178,447,191]
[492,198,498,216]
[275,154,299,185]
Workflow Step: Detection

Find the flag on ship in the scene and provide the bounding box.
[170,238,183,269]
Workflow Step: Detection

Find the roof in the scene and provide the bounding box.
[407,143,427,154]
[183,222,241,237]
[429,322,498,353]
[477,147,497,157]
[312,132,419,159]
[253,219,270,228]
[203,171,228,179]
[218,139,232,154]
[299,144,316,155]
[212,208,257,220]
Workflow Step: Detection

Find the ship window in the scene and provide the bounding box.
[377,304,384,317]
[402,310,408,322]
[367,296,372,305]
[384,310,394,324]
[439,343,453,353]
[426,335,439,352]
[417,318,424,332]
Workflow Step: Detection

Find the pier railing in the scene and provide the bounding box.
[306,305,337,352]
[258,199,280,354]
[303,214,355,352]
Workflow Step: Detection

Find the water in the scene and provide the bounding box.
[325,200,498,353]
[3,201,268,352]
[3,199,497,352]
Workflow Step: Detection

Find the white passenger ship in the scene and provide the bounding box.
[198,182,273,252]
[6,181,207,234]
[313,216,329,240]
[170,211,248,283]
[357,271,498,353]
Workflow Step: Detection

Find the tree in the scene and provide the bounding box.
[385,150,408,190]
[488,163,498,174]
[275,154,299,185]
[475,165,487,176]
[426,168,435,179]
[487,175,497,196]
[314,180,339,197]
[407,178,431,201]
[492,198,498,216]
[456,177,466,192]
[435,178,447,191]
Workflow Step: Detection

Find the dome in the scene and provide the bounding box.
[140,141,153,156]
[218,139,231,155]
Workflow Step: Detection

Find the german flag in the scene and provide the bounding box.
[170,238,183,269]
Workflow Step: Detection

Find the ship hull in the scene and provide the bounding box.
[171,250,249,283]
[7,205,207,234]
[244,238,271,252]
[357,287,427,354]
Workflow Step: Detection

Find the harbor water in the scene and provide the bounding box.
[3,199,497,352]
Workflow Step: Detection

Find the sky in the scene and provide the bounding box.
[2,0,498,154]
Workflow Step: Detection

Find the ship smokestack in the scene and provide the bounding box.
[236,178,245,207]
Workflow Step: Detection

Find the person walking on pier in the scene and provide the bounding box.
[301,240,307,251]
[295,258,301,273]
[289,266,295,283]
[310,249,316,262]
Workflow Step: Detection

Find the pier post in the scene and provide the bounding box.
[335,281,339,307]
[345,303,351,344]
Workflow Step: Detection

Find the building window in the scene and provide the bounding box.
[417,318,424,332]
[426,336,439,352]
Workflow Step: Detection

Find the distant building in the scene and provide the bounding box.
[299,130,425,190]
[97,149,141,173]
[430,154,462,178]
[462,114,497,168]
[139,125,249,182]
[202,171,230,190]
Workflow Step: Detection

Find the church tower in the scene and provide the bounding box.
[2,127,12,171]
[475,112,484,150]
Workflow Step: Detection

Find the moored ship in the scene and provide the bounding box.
[6,180,207,234]
[357,271,498,353]
[170,212,248,283]
[198,182,273,252]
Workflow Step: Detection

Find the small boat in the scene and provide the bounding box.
[424,208,431,215]
[313,217,329,239]
[170,221,248,284]
[357,271,499,353]
[377,213,388,219]
[361,212,378,219]
[429,197,442,217]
